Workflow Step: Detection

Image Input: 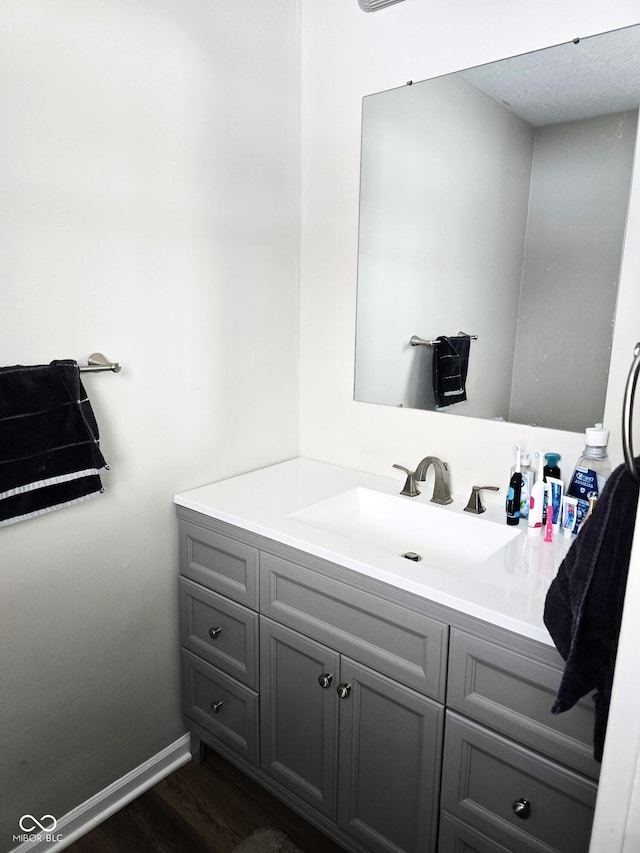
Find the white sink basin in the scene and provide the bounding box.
[289,487,520,569]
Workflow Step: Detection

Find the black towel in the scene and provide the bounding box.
[543,460,639,761]
[0,360,108,526]
[432,334,470,409]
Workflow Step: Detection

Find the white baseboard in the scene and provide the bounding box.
[10,733,192,853]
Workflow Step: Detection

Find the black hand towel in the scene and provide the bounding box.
[543,460,639,761]
[0,360,108,526]
[432,335,470,409]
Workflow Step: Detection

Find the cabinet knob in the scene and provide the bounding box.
[318,673,333,689]
[512,798,531,819]
[208,627,222,640]
[337,682,352,699]
[210,700,224,714]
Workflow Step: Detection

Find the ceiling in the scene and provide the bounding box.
[459,24,640,126]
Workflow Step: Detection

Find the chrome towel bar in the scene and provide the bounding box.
[79,353,121,374]
[410,332,478,348]
[623,342,640,482]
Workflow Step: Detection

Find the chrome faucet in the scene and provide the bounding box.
[414,456,453,505]
[393,456,453,504]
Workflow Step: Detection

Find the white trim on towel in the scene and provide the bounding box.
[0,488,103,527]
[0,469,107,502]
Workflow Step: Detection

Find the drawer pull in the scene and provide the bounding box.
[337,682,352,699]
[208,627,222,640]
[318,673,333,689]
[210,700,224,714]
[512,798,531,820]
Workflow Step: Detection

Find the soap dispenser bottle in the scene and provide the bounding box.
[567,424,611,534]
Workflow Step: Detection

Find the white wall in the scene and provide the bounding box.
[0,0,299,846]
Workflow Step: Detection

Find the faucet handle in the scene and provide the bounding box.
[393,464,420,497]
[464,485,499,515]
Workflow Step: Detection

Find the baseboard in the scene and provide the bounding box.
[10,733,192,853]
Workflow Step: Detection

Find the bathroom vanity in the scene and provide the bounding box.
[175,459,599,853]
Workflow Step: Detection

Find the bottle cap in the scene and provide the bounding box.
[585,424,609,447]
[544,453,561,467]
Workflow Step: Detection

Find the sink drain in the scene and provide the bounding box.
[402,551,422,562]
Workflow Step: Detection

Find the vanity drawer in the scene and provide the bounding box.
[179,577,259,689]
[181,649,259,765]
[438,813,514,853]
[441,712,597,853]
[447,628,599,779]
[179,519,259,608]
[260,551,448,700]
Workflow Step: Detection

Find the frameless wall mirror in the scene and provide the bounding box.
[354,25,640,432]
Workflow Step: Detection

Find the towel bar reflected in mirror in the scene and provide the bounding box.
[410,332,478,348]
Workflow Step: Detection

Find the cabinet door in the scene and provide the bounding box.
[260,617,340,818]
[337,657,444,853]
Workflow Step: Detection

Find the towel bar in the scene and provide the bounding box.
[622,341,640,482]
[79,353,121,374]
[410,332,478,348]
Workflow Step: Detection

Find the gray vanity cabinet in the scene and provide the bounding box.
[260,617,444,853]
[177,507,599,853]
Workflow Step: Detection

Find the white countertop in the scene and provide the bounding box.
[174,457,571,646]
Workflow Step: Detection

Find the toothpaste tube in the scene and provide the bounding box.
[547,476,564,531]
[561,496,578,538]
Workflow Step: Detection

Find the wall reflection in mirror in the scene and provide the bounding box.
[354,25,640,432]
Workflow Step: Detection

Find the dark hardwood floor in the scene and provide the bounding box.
[67,747,345,853]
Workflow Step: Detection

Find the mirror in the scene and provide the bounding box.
[354,25,640,432]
